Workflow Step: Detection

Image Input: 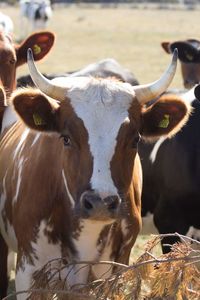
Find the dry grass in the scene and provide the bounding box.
[4,234,200,300]
[1,4,200,87]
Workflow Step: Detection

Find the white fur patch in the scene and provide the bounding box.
[62,169,75,207]
[13,128,30,160]
[1,106,18,134]
[13,157,24,204]
[58,77,135,197]
[16,220,62,297]
[71,219,111,285]
[186,226,200,241]
[181,86,196,104]
[0,171,18,251]
[150,136,166,164]
[31,132,41,147]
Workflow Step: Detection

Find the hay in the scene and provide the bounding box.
[3,233,200,300]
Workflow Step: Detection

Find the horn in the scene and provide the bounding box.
[133,49,178,105]
[27,48,66,101]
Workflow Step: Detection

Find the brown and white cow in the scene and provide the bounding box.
[0,49,191,299]
[0,30,55,132]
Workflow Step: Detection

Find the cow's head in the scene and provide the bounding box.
[161,39,200,89]
[0,30,54,97]
[12,49,190,222]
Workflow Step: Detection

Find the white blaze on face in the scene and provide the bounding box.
[66,77,134,196]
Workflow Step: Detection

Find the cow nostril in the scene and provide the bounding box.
[83,198,93,210]
[108,199,119,210]
[105,196,120,211]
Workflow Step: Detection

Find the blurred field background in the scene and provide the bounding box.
[1,2,200,296]
[1,4,200,87]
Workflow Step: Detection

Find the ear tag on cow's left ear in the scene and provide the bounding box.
[33,44,41,55]
[185,51,193,61]
[33,113,46,126]
[158,114,170,128]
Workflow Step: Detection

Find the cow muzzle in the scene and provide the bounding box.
[78,191,121,221]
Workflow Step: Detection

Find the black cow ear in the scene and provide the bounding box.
[171,41,199,63]
[194,84,200,101]
[161,42,171,54]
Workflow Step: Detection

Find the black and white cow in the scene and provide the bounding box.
[19,0,52,38]
[0,12,14,36]
[139,86,200,252]
[162,39,200,89]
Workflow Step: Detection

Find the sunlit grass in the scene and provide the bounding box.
[2,4,200,87]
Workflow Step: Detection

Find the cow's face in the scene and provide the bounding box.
[12,81,140,221]
[161,40,200,89]
[12,49,190,221]
[181,62,200,89]
[0,33,16,95]
[13,76,190,222]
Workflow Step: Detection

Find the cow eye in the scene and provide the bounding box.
[9,58,16,65]
[60,135,71,147]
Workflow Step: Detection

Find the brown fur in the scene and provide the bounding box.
[0,30,55,131]
[0,83,191,297]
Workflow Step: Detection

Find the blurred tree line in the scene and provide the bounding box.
[0,0,198,5]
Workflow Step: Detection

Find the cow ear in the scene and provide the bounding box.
[15,31,55,67]
[161,42,171,54]
[170,42,198,63]
[12,90,59,132]
[141,95,191,141]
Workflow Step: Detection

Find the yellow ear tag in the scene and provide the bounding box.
[158,114,170,128]
[185,51,193,61]
[33,44,41,55]
[33,113,46,126]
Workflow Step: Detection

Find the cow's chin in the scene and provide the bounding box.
[74,206,121,224]
[184,81,195,89]
[83,214,119,224]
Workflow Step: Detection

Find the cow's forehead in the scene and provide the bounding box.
[52,76,135,108]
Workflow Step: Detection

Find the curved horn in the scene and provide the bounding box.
[133,49,178,105]
[27,48,66,101]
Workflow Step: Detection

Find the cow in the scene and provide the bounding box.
[17,57,139,88]
[0,12,14,36]
[162,39,200,89]
[0,30,55,132]
[19,0,53,39]
[139,85,200,253]
[0,49,191,299]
